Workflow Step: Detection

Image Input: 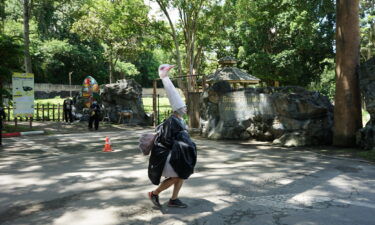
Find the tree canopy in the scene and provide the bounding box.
[0,0,373,90]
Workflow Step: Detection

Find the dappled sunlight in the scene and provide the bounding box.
[1,173,55,191]
[1,129,375,224]
[53,207,121,225]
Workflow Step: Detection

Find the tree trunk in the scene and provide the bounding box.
[109,59,113,84]
[333,0,362,146]
[23,0,32,73]
[155,0,184,88]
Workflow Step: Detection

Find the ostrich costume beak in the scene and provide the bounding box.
[158,64,186,112]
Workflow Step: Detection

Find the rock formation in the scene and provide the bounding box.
[356,57,375,149]
[200,83,333,146]
[100,79,151,125]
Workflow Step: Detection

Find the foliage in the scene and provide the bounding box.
[0,33,23,104]
[360,0,375,62]
[308,58,335,100]
[0,33,23,81]
[114,61,139,79]
[229,0,336,87]
[1,0,372,91]
[72,0,150,83]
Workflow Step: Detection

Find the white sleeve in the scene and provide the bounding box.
[161,77,186,111]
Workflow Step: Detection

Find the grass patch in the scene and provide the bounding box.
[35,97,64,105]
[357,150,375,162]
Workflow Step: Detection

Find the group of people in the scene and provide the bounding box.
[63,97,101,131]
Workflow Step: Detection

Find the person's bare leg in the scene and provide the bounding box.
[171,178,184,200]
[153,177,178,195]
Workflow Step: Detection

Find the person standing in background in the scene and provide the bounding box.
[88,100,101,131]
[63,98,73,123]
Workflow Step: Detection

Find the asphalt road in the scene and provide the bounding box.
[0,130,374,225]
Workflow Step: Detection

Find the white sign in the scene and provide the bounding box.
[12,73,34,117]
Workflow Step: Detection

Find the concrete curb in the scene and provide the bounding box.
[2,130,45,138]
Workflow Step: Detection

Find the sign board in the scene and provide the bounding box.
[12,73,34,117]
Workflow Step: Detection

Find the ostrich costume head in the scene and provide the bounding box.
[158,64,187,115]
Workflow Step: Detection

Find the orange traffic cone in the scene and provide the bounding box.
[103,137,113,152]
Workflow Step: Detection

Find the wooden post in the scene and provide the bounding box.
[29,117,32,128]
[52,105,55,121]
[14,117,17,127]
[202,75,206,92]
[42,104,45,121]
[153,79,157,127]
[187,92,201,128]
[36,103,39,121]
[47,103,50,121]
[57,103,60,121]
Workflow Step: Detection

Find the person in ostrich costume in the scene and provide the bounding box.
[148,64,197,208]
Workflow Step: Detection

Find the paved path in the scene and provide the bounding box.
[0,130,374,225]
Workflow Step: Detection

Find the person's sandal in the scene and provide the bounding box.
[148,191,161,208]
[168,198,187,208]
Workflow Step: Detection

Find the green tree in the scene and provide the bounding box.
[0,34,23,105]
[72,0,150,83]
[360,0,375,62]
[228,0,335,86]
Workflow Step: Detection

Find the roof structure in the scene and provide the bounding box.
[206,57,260,84]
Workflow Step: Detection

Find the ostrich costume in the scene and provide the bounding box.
[148,64,197,185]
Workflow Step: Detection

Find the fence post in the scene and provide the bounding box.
[52,105,55,121]
[29,117,33,128]
[36,103,39,121]
[157,94,160,124]
[47,103,50,121]
[153,79,157,127]
[42,104,45,121]
[58,103,60,121]
[14,117,17,127]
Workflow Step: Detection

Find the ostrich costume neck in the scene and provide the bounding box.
[158,64,186,112]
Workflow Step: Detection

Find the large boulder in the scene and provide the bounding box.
[200,84,333,147]
[101,79,151,125]
[356,57,375,149]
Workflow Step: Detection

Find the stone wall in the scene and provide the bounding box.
[200,83,333,146]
